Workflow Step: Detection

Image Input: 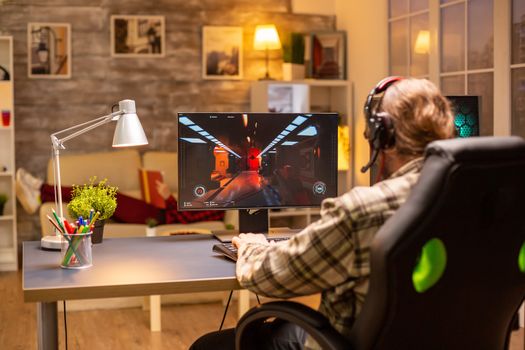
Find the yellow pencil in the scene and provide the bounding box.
[89,211,101,230]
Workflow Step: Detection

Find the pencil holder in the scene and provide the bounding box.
[60,233,93,269]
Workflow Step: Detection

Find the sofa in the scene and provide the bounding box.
[39,149,237,237]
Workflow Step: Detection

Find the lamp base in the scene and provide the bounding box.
[41,235,62,250]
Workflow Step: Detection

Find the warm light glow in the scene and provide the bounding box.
[414,30,430,54]
[253,24,282,51]
[338,125,350,171]
[243,113,248,127]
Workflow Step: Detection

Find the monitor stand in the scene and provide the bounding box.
[239,209,268,233]
[212,209,299,242]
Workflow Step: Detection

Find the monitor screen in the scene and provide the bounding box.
[178,113,338,210]
[446,96,480,137]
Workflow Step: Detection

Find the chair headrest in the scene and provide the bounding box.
[425,136,525,163]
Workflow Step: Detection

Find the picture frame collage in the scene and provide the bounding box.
[25,18,345,81]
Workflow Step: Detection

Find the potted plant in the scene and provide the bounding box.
[282,32,305,81]
[67,177,117,244]
[0,193,7,216]
[145,217,158,237]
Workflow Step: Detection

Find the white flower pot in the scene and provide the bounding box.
[146,226,156,237]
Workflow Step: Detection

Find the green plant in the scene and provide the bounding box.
[0,193,7,205]
[67,177,118,221]
[145,217,159,228]
[282,33,305,64]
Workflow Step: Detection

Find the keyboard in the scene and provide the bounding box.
[212,237,290,262]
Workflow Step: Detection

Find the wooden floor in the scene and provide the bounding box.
[0,271,523,350]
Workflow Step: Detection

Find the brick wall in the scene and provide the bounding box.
[0,0,335,243]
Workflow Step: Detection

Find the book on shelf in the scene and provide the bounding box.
[138,168,166,209]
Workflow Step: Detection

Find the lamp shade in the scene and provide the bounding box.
[253,24,282,51]
[414,30,430,54]
[112,99,149,147]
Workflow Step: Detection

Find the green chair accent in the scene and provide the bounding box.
[518,242,525,273]
[412,238,447,293]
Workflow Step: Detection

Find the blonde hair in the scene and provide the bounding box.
[382,78,455,157]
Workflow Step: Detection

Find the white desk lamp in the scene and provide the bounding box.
[41,99,148,249]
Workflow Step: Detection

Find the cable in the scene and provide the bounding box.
[256,294,261,305]
[63,300,68,350]
[219,290,233,331]
[374,151,386,184]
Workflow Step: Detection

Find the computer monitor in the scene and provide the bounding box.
[177,112,338,233]
[446,95,480,137]
[370,95,480,184]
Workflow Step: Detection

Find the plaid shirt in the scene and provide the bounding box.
[236,157,424,342]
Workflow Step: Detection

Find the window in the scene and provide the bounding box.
[511,0,525,137]
[389,0,494,136]
[440,0,494,136]
[389,0,429,77]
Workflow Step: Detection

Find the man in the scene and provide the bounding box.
[191,78,456,349]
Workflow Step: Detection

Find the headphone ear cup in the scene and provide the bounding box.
[372,114,395,150]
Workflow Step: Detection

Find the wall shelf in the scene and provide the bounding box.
[254,79,349,87]
[0,36,17,271]
[251,79,352,228]
[270,209,319,218]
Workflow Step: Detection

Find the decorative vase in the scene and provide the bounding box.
[92,219,105,244]
[282,63,305,81]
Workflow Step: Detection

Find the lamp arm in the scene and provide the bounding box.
[51,111,124,150]
[49,110,122,223]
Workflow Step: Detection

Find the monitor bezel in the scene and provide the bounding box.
[177,112,339,211]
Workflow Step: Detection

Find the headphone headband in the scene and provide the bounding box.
[374,76,404,94]
[364,76,404,119]
[361,76,404,173]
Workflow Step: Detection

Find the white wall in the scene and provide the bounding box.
[335,0,389,186]
[292,0,336,15]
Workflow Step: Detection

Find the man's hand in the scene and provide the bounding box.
[232,233,269,249]
[155,180,171,200]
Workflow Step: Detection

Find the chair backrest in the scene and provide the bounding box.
[349,136,525,350]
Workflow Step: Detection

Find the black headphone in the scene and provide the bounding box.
[361,76,404,173]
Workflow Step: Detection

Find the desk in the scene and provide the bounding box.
[23,235,241,350]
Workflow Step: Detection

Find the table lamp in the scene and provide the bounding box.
[41,99,148,249]
[253,24,281,80]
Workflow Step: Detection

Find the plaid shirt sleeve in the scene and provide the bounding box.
[236,158,423,300]
[236,187,377,298]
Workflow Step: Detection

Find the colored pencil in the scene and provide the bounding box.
[51,208,66,233]
[46,215,64,234]
[89,211,101,230]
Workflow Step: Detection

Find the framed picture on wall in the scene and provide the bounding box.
[27,23,71,79]
[111,15,165,57]
[0,39,11,81]
[308,31,346,80]
[202,26,243,80]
